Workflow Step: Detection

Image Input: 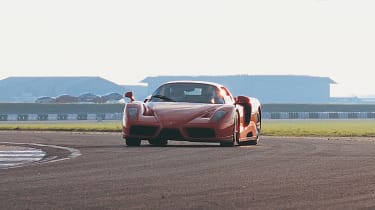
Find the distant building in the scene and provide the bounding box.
[0,77,148,102]
[55,94,79,103]
[142,75,336,103]
[35,96,56,103]
[101,92,124,103]
[0,75,341,103]
[78,93,101,103]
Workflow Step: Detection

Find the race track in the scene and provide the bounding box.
[1,131,375,209]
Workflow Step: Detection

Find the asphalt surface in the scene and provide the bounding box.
[1,131,375,210]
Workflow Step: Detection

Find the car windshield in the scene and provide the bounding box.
[150,83,225,104]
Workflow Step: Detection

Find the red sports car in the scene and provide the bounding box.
[122,81,261,147]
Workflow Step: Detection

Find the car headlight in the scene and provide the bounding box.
[212,110,227,122]
[128,107,138,120]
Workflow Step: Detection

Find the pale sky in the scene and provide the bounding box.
[1,0,375,97]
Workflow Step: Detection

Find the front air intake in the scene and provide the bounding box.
[130,126,158,136]
[185,128,215,138]
[158,128,183,140]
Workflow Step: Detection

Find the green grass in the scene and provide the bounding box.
[0,121,122,132]
[1,120,375,137]
[262,120,375,137]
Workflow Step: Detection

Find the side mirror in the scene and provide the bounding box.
[235,96,250,104]
[144,95,151,103]
[124,91,135,102]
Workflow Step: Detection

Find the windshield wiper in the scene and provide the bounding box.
[151,94,176,102]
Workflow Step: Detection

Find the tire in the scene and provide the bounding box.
[247,138,258,145]
[220,141,234,147]
[148,139,156,145]
[220,112,238,147]
[125,138,141,146]
[154,138,168,146]
[247,112,261,145]
[234,112,240,145]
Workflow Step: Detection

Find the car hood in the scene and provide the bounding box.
[146,102,227,124]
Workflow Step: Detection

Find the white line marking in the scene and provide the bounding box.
[0,142,81,169]
[0,153,45,157]
[0,151,45,153]
[0,147,45,168]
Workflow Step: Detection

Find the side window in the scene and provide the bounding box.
[150,86,168,102]
[220,87,233,104]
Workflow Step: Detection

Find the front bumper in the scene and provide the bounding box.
[123,119,234,143]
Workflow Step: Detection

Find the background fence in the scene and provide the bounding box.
[2,103,375,121]
[1,112,375,121]
[0,113,123,121]
[263,112,375,119]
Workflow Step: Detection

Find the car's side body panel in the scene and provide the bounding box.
[235,96,261,142]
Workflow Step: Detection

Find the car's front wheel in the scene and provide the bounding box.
[125,137,141,146]
[155,138,168,146]
[220,112,238,147]
[245,112,261,145]
[148,139,156,145]
[149,138,168,146]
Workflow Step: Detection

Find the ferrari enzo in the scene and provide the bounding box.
[122,81,261,147]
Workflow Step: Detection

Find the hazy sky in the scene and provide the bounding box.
[1,0,375,97]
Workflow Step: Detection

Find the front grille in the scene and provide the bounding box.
[130,126,158,136]
[185,128,215,138]
[158,128,182,140]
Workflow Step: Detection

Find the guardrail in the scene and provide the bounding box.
[1,112,375,121]
[263,112,375,119]
[0,113,123,121]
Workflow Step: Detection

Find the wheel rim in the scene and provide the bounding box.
[256,113,261,141]
[234,113,239,144]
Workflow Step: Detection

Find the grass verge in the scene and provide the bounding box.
[0,121,122,132]
[1,120,375,137]
[262,120,375,137]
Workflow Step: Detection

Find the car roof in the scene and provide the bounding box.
[163,80,224,88]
